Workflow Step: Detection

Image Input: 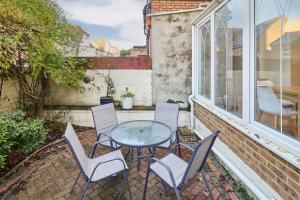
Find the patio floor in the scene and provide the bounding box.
[4,130,239,200]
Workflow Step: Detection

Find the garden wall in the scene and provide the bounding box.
[43,109,190,128]
[46,69,152,106]
[0,78,19,113]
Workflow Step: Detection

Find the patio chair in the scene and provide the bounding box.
[154,103,181,156]
[64,122,132,200]
[143,130,220,200]
[91,103,121,157]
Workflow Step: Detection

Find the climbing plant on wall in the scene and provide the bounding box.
[0,0,87,116]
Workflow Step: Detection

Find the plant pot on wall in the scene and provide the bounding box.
[100,96,113,105]
[121,97,134,109]
[121,87,134,109]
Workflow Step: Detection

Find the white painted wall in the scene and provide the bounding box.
[43,109,190,128]
[46,69,152,106]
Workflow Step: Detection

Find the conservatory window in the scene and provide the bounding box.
[198,20,211,99]
[214,0,244,118]
[255,0,300,140]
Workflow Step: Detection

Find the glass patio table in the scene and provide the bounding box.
[111,120,172,170]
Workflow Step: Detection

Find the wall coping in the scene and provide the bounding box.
[148,8,204,17]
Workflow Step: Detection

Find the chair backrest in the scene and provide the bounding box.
[91,103,118,136]
[181,130,220,186]
[63,122,89,178]
[154,103,179,132]
[257,86,282,115]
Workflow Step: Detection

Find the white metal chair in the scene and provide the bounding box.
[143,130,220,200]
[91,103,121,157]
[64,122,132,200]
[154,103,181,156]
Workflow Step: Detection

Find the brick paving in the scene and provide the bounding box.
[4,130,240,200]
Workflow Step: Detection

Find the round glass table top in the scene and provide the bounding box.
[111,120,172,148]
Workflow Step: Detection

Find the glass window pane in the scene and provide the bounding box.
[255,0,300,140]
[214,0,243,118]
[282,0,300,139]
[198,21,211,99]
[255,0,282,132]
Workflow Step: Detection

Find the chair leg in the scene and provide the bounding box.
[90,144,98,158]
[152,147,156,157]
[118,170,129,200]
[125,148,130,160]
[148,147,152,155]
[125,169,132,200]
[202,170,214,200]
[173,187,181,200]
[80,180,91,200]
[176,132,181,157]
[142,165,151,200]
[71,172,81,193]
[91,134,101,158]
[273,115,278,129]
[137,148,141,171]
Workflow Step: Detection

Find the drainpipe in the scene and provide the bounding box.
[189,95,194,130]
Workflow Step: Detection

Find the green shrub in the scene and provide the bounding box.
[0,155,5,169]
[0,110,48,169]
[17,118,48,153]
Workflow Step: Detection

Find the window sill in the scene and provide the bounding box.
[193,98,300,169]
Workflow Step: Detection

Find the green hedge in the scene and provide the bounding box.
[0,110,48,169]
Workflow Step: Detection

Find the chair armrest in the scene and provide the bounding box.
[174,143,194,152]
[89,157,127,180]
[149,158,178,188]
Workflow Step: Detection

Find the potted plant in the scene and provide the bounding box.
[121,87,134,109]
[100,65,116,105]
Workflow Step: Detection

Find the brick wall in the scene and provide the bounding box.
[194,102,300,200]
[151,0,211,14]
[91,56,152,70]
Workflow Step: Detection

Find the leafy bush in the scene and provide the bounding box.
[0,110,48,169]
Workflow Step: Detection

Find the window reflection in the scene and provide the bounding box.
[255,0,300,139]
[214,0,243,118]
[198,21,211,99]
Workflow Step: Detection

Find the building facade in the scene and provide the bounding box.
[191,0,300,199]
[146,0,210,106]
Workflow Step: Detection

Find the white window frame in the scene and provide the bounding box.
[195,15,212,103]
[248,0,300,153]
[193,0,300,156]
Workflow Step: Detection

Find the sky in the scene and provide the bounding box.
[56,0,146,49]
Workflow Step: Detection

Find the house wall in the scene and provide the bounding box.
[151,11,200,105]
[46,69,152,107]
[0,78,19,113]
[194,102,300,200]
